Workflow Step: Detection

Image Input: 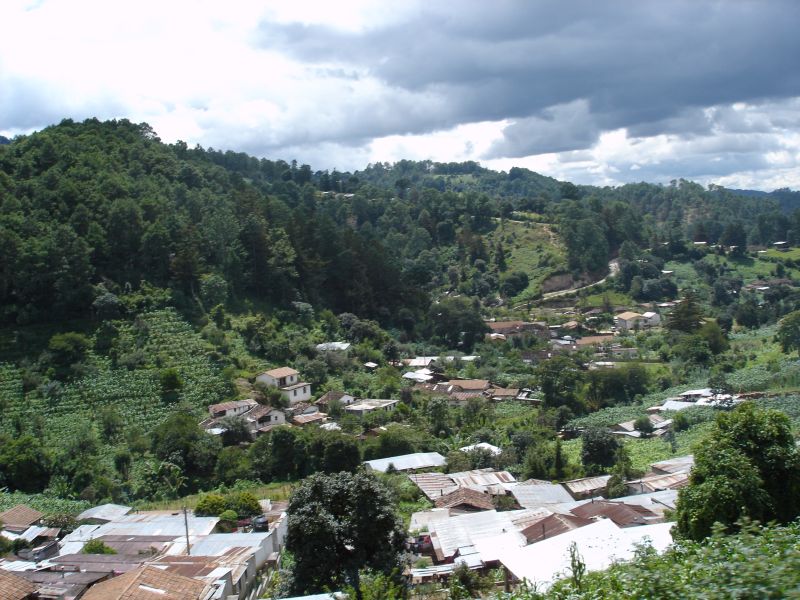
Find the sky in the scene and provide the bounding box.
[1,0,799,190]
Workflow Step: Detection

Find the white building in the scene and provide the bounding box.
[256,367,312,404]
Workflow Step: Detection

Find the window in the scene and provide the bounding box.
[293,389,297,397]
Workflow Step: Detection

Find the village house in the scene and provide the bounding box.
[614,311,644,332]
[641,311,661,327]
[244,404,286,434]
[344,398,399,418]
[315,390,356,411]
[256,367,312,404]
[208,398,258,419]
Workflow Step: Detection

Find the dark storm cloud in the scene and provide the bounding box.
[256,0,800,158]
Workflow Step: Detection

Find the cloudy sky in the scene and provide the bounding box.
[1,0,799,189]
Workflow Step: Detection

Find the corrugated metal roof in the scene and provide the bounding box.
[520,512,593,543]
[563,475,612,497]
[650,455,694,474]
[626,472,689,493]
[609,490,678,514]
[92,513,219,538]
[19,526,60,542]
[509,482,574,509]
[77,503,133,523]
[428,509,544,561]
[409,469,516,499]
[364,452,446,473]
[188,532,270,557]
[571,501,658,527]
[0,505,44,529]
[435,488,495,511]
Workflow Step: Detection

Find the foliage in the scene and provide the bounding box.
[676,403,800,540]
[777,309,800,355]
[82,539,117,554]
[580,428,619,474]
[285,471,406,595]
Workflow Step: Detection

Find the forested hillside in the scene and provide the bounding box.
[2,119,800,597]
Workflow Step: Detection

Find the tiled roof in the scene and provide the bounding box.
[81,565,208,600]
[488,387,519,397]
[0,569,36,600]
[616,311,643,320]
[447,379,490,391]
[292,412,327,425]
[262,367,299,378]
[435,488,495,511]
[208,399,257,414]
[0,505,44,530]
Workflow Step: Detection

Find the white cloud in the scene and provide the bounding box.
[0,1,798,191]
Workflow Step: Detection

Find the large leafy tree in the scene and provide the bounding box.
[777,309,800,355]
[285,472,406,595]
[580,427,620,474]
[676,403,800,540]
[426,296,488,351]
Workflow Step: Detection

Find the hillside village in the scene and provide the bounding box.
[1,122,800,598]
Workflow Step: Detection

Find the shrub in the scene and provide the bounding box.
[83,539,117,554]
[195,493,227,516]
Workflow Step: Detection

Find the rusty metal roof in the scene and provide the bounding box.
[0,505,44,530]
[564,475,612,496]
[520,513,593,543]
[571,501,658,527]
[435,488,495,511]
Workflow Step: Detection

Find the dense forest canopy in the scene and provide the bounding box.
[1,118,798,329]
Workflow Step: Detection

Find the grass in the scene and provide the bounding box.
[135,481,295,511]
[486,220,567,302]
[580,289,635,309]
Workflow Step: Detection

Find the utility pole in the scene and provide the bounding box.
[183,505,191,556]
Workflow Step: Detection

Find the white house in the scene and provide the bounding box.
[615,311,644,332]
[256,367,312,404]
[245,405,286,434]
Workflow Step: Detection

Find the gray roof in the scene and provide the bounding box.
[364,452,446,473]
[650,455,694,474]
[563,475,612,497]
[77,503,132,522]
[509,482,574,509]
[428,508,542,560]
[408,468,516,499]
[188,532,271,556]
[91,512,219,538]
